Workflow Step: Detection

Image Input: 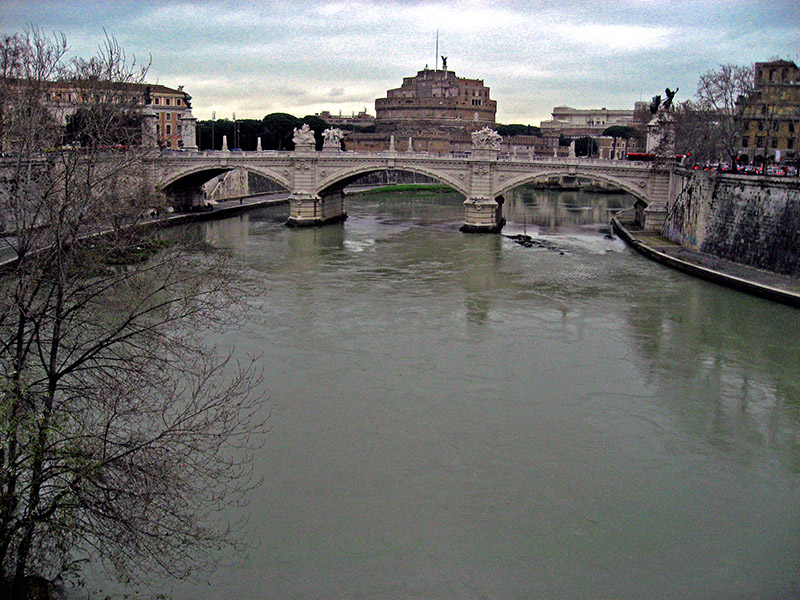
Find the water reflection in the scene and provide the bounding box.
[504,186,631,233]
[623,272,800,472]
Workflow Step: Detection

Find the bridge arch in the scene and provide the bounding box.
[494,170,650,205]
[316,162,469,198]
[158,164,292,194]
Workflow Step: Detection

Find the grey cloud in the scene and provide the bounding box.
[3,0,797,125]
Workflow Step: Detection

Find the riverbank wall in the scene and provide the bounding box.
[663,171,800,278]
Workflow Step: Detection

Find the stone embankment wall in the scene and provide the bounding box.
[664,171,800,277]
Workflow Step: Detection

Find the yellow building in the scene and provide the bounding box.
[146,84,195,149]
[740,59,800,164]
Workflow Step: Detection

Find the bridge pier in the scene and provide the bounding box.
[461,197,505,234]
[286,190,348,228]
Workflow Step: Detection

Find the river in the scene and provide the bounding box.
[163,186,800,599]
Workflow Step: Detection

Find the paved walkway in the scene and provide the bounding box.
[153,192,289,226]
[612,213,800,308]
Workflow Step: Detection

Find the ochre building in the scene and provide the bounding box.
[145,84,196,149]
[6,80,196,151]
[740,59,800,164]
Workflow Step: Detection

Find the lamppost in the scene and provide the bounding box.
[233,112,239,149]
[211,110,216,150]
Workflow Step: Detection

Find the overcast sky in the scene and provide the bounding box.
[3,1,799,125]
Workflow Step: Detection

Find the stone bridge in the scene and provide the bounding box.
[148,142,677,233]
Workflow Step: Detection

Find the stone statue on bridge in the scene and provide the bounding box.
[662,87,679,111]
[650,87,679,114]
[293,123,316,149]
[471,126,502,150]
[322,127,344,152]
[646,87,679,155]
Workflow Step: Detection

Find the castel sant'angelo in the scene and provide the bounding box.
[345,60,497,153]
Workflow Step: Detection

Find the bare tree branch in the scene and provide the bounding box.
[0,28,265,598]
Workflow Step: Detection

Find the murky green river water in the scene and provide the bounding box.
[162,188,800,599]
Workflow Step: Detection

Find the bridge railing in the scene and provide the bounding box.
[155,149,658,169]
[159,149,295,158]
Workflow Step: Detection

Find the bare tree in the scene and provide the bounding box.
[695,63,755,167]
[667,100,727,166]
[0,28,264,599]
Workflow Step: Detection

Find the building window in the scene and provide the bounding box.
[155,98,160,105]
[166,124,172,135]
[758,120,764,130]
[742,137,749,148]
[790,122,795,133]
[788,138,795,149]
[176,98,181,106]
[756,136,764,146]
[166,98,171,106]
[771,138,778,148]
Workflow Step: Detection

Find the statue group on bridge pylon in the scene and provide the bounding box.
[322,127,344,152]
[470,126,502,150]
[292,123,316,150]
